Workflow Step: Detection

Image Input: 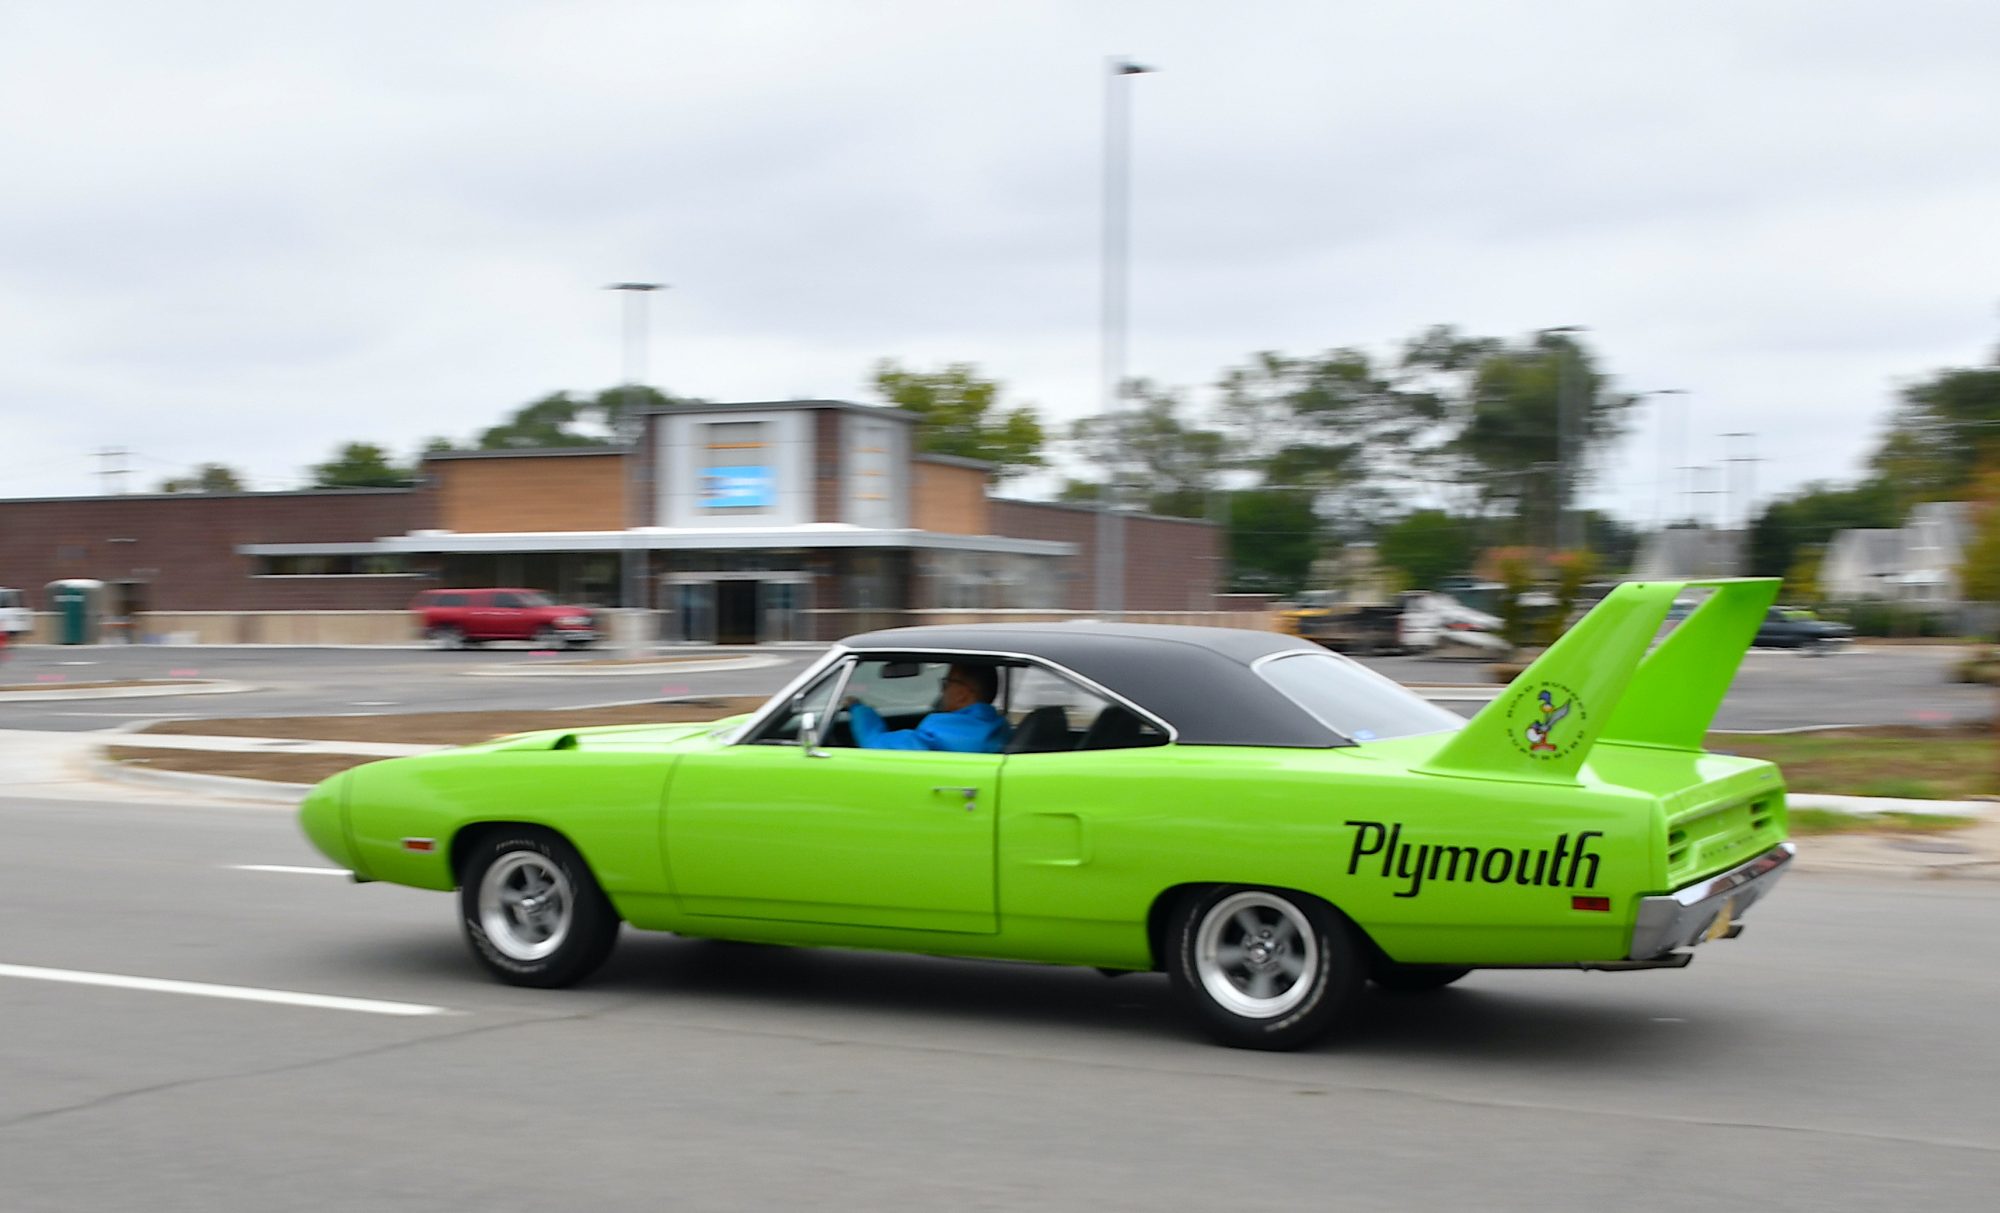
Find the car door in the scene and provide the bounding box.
[661,656,1002,934]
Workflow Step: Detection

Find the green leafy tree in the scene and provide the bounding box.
[1867,342,2000,512]
[1067,379,1230,518]
[1746,480,1899,579]
[156,463,246,494]
[870,360,1045,477]
[1452,331,1637,547]
[1376,510,1476,589]
[309,442,414,489]
[1784,543,1825,604]
[1225,489,1321,594]
[1217,345,1453,532]
[476,386,698,450]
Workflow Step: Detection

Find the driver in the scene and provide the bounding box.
[848,664,1009,753]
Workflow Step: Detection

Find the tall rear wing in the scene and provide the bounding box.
[1416,579,1779,784]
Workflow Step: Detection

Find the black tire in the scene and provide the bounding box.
[427,625,465,650]
[531,626,561,650]
[458,828,620,988]
[1371,962,1471,994]
[1166,885,1364,1050]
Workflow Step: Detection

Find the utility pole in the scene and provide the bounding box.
[606,281,665,655]
[1097,57,1152,616]
[96,447,129,495]
[1537,326,1586,550]
[1720,431,1761,532]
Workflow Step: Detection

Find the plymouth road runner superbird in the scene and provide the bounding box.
[300,578,1793,1049]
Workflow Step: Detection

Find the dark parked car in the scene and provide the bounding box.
[1753,607,1853,651]
[411,588,599,649]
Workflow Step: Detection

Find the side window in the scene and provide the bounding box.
[433,593,465,608]
[491,592,526,609]
[1004,666,1166,753]
[747,660,850,745]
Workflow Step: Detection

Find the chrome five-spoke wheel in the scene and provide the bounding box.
[1168,885,1362,1050]
[458,829,620,988]
[1193,890,1319,1019]
[478,851,574,962]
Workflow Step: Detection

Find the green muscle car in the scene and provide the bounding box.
[299,578,1795,1050]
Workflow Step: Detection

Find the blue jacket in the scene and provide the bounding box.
[849,701,1009,753]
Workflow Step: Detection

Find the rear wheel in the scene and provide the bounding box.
[458,829,620,988]
[427,625,465,650]
[1167,886,1363,1050]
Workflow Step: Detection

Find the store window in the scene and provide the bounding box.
[702,421,774,512]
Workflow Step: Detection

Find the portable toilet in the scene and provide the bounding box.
[46,579,105,645]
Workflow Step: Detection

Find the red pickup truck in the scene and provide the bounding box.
[411,588,600,649]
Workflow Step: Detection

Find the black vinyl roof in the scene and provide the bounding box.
[839,623,1343,748]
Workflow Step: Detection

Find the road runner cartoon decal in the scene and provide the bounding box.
[1505,680,1589,761]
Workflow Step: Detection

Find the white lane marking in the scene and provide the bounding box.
[351,701,398,707]
[0,963,454,1017]
[232,864,352,876]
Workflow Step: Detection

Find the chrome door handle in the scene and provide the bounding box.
[932,786,978,811]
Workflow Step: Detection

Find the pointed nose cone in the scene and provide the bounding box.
[298,773,357,872]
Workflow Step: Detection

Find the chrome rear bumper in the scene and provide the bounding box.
[1628,842,1795,961]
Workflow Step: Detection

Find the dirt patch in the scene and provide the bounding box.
[130,697,767,747]
[109,697,768,785]
[109,748,370,787]
[0,679,206,693]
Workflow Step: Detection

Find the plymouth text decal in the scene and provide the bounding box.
[1346,820,1603,899]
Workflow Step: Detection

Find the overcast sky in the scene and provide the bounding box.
[4,0,1998,528]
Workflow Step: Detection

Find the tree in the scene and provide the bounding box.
[1746,480,1899,579]
[156,463,246,494]
[309,442,414,488]
[1217,344,1454,532]
[475,386,698,450]
[1225,489,1321,594]
[1066,379,1230,517]
[870,360,1046,477]
[1451,331,1637,547]
[1867,342,2000,512]
[1376,510,1476,589]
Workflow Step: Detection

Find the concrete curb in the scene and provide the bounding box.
[88,751,312,805]
[1788,793,1993,818]
[0,680,257,703]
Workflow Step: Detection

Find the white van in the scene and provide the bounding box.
[0,587,29,637]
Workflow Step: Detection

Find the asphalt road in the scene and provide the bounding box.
[0,642,1988,733]
[2,788,1995,1211]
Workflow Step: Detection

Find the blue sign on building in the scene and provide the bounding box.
[703,465,775,509]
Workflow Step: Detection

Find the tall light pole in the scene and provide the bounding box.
[1096,57,1152,616]
[1537,325,1587,550]
[607,281,665,654]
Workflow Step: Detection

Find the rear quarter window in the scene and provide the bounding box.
[1255,651,1464,743]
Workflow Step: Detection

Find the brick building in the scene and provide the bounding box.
[0,400,1219,643]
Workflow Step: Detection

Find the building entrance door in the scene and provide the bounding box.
[666,582,716,644]
[715,580,758,645]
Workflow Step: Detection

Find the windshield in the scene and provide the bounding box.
[516,592,555,608]
[1256,652,1465,743]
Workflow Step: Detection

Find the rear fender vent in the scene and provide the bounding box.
[1666,828,1689,870]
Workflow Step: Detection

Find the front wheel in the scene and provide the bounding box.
[427,625,465,650]
[458,829,620,988]
[1167,886,1363,1050]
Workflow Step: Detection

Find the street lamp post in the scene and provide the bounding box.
[607,281,665,655]
[1537,325,1587,550]
[1097,57,1152,616]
